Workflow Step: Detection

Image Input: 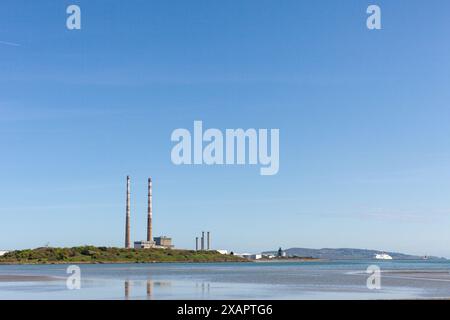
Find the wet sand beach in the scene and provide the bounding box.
[0,260,449,299]
[0,275,61,282]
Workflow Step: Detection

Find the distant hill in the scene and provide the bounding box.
[263,248,446,260]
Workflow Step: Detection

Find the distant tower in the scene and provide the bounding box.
[201,231,205,250]
[195,237,199,251]
[125,176,131,248]
[207,231,210,250]
[147,178,153,242]
[277,247,283,257]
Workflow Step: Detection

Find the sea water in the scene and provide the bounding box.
[1,260,449,299]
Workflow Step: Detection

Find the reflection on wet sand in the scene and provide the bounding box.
[382,271,450,282]
[196,282,210,297]
[124,279,172,299]
[124,280,131,300]
[146,279,152,300]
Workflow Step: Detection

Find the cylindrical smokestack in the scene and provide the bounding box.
[147,178,153,242]
[125,176,131,248]
[201,231,205,250]
[195,237,199,251]
[207,231,210,250]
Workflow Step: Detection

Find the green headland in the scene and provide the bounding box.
[0,246,247,264]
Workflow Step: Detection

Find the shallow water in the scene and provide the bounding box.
[1,260,449,299]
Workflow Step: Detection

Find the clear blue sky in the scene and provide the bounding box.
[1,1,450,257]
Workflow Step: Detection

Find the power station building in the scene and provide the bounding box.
[125,176,173,249]
[154,236,173,248]
[134,237,173,249]
[133,241,154,249]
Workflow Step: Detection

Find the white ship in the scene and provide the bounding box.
[375,252,393,260]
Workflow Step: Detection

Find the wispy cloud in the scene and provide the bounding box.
[0,40,20,47]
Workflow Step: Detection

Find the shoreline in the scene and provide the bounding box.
[0,259,327,266]
[0,260,251,266]
[0,258,324,265]
[254,258,322,263]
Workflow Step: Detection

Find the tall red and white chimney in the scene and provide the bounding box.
[147,178,153,242]
[125,176,131,248]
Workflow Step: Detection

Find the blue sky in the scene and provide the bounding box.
[1,0,450,257]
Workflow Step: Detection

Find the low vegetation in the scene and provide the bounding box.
[0,246,247,264]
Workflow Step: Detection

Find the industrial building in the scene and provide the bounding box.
[125,176,173,249]
[154,236,173,248]
[234,253,263,260]
[133,241,154,249]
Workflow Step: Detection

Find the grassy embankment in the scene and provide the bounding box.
[0,246,246,264]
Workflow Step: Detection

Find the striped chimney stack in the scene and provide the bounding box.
[147,178,153,242]
[125,175,131,248]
